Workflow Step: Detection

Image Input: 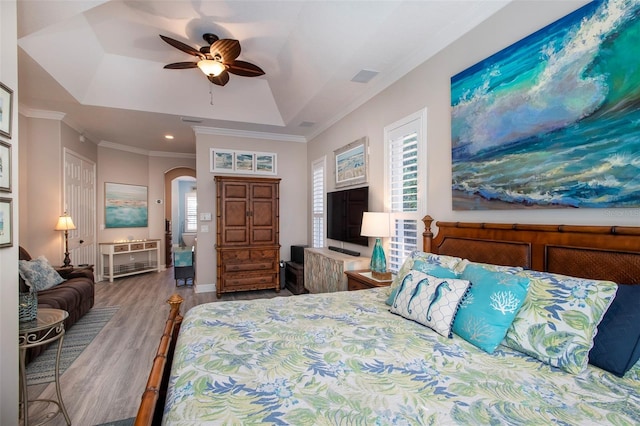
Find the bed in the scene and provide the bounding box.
[135,216,640,425]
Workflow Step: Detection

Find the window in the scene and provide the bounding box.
[384,110,426,272]
[185,191,197,232]
[311,157,326,248]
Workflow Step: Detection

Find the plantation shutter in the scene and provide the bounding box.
[312,157,326,248]
[385,111,426,272]
[185,191,197,232]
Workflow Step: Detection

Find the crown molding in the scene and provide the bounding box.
[98,140,196,158]
[193,126,307,143]
[19,105,66,121]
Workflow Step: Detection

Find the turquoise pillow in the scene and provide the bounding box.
[453,263,530,354]
[386,260,460,306]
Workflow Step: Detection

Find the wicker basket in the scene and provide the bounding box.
[19,291,38,322]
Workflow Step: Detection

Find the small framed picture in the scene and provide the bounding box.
[335,136,368,188]
[210,149,234,173]
[0,197,13,248]
[255,152,277,175]
[235,152,255,173]
[0,141,10,192]
[0,82,13,139]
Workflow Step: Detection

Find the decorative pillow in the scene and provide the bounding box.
[455,258,525,275]
[19,256,65,291]
[453,263,530,353]
[504,270,617,374]
[386,251,463,305]
[390,270,470,338]
[588,284,640,377]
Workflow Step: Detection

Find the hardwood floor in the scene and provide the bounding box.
[27,268,291,426]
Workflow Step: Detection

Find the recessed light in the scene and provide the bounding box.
[165,135,174,140]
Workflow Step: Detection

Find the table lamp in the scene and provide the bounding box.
[361,212,391,280]
[55,212,76,267]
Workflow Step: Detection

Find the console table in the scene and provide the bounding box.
[303,247,369,293]
[99,240,161,282]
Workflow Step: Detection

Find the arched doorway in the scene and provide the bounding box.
[164,167,196,266]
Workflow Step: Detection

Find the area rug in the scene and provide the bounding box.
[26,306,120,385]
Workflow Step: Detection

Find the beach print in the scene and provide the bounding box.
[105,183,148,228]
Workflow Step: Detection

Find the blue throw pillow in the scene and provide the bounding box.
[588,284,640,377]
[18,256,65,291]
[386,261,460,306]
[453,263,530,353]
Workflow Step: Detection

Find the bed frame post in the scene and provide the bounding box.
[422,215,434,253]
[135,294,184,426]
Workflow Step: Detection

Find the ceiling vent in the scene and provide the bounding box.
[351,69,379,83]
[299,121,315,127]
[180,116,203,123]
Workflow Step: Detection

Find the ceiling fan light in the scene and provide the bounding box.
[197,59,226,77]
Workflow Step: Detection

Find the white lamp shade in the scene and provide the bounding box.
[54,214,76,231]
[360,212,391,238]
[197,59,226,77]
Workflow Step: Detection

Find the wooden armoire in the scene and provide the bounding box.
[215,176,281,298]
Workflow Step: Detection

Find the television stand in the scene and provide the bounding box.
[304,247,369,293]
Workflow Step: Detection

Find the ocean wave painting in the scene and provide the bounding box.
[451,0,640,210]
[105,182,148,228]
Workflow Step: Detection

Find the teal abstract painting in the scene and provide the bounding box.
[105,182,148,228]
[451,0,640,210]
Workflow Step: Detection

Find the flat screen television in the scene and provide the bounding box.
[327,186,369,247]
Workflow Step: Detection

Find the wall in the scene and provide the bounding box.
[18,116,99,263]
[308,0,637,255]
[0,0,19,422]
[97,147,196,273]
[194,130,307,291]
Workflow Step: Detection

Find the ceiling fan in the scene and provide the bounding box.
[160,33,265,86]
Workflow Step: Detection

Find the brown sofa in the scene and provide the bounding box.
[19,247,95,362]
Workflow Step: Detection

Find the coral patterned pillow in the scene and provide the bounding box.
[453,263,530,353]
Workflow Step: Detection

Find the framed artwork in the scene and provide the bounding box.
[235,152,255,172]
[335,137,368,188]
[255,152,277,175]
[210,148,278,175]
[451,0,639,210]
[0,197,12,248]
[210,149,234,173]
[0,82,13,139]
[0,141,10,192]
[105,182,148,228]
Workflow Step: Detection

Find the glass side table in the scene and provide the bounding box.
[19,308,71,426]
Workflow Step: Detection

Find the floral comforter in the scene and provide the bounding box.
[163,288,640,425]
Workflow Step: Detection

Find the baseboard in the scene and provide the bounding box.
[194,282,216,294]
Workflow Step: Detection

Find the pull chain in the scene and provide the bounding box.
[209,80,214,105]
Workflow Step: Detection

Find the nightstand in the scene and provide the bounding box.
[345,269,393,291]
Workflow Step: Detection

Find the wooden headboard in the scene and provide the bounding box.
[421,216,640,285]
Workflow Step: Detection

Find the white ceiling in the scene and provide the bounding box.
[17,0,510,154]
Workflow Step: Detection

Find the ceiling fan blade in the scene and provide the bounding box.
[159,35,204,58]
[209,39,241,62]
[208,70,230,86]
[163,62,198,70]
[227,60,265,77]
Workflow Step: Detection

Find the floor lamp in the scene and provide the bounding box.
[55,212,77,267]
